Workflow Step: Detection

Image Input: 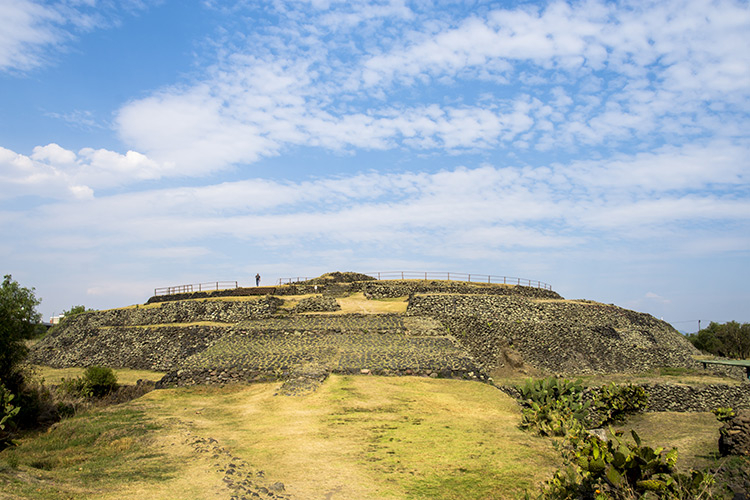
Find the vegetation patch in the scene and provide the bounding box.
[515,376,729,499]
[0,405,168,499]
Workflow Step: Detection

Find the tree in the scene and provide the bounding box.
[60,304,93,320]
[0,275,42,392]
[686,322,723,355]
[687,321,750,359]
[718,321,750,359]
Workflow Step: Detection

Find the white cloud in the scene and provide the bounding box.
[560,141,750,192]
[0,143,168,199]
[0,0,63,71]
[104,0,750,176]
[11,141,746,261]
[0,0,157,72]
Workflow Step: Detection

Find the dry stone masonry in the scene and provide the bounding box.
[30,273,747,406]
[406,294,702,375]
[719,409,750,456]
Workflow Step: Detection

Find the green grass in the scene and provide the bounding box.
[0,406,169,499]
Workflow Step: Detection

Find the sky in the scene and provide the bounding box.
[1,0,748,331]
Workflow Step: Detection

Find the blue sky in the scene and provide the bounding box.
[1,0,748,330]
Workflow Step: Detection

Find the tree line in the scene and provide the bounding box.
[686,321,750,359]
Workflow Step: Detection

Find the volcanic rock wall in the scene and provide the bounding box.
[30,325,228,371]
[407,294,702,375]
[31,279,724,381]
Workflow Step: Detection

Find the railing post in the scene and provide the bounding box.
[447,272,450,281]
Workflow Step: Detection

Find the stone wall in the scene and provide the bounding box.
[362,280,561,300]
[147,287,278,303]
[292,296,340,313]
[408,294,702,375]
[57,296,283,327]
[642,383,750,412]
[31,280,746,398]
[29,325,230,371]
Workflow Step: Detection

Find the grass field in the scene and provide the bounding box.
[1,376,559,500]
[0,375,729,500]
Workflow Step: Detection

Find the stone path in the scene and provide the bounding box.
[186,430,293,499]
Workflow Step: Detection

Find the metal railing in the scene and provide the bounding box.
[277,277,314,285]
[278,272,552,290]
[154,281,238,296]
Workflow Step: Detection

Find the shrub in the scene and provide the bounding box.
[591,383,648,427]
[0,384,20,449]
[60,366,118,399]
[83,366,118,397]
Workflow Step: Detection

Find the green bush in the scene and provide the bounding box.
[0,384,20,449]
[517,378,714,498]
[61,366,118,399]
[83,366,118,397]
[592,383,648,427]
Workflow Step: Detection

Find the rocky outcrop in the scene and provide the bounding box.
[719,409,750,456]
[408,294,701,375]
[295,271,376,284]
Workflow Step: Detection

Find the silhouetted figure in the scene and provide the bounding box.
[255,273,261,286]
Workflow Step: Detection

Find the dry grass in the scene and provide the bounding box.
[573,367,742,386]
[612,411,722,471]
[0,377,560,500]
[28,365,165,385]
[335,292,408,314]
[277,292,408,315]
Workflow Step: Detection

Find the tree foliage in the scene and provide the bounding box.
[61,304,93,319]
[0,275,42,391]
[686,321,750,359]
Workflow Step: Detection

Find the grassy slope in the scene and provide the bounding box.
[0,375,728,500]
[1,376,561,500]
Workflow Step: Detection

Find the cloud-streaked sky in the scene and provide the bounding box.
[1,0,748,330]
